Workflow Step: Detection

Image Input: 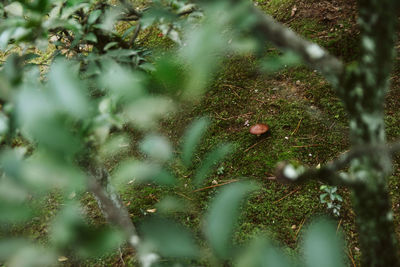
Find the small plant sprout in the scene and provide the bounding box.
[320,185,343,217]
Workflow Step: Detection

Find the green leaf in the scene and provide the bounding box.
[139,134,172,163]
[0,111,9,142]
[194,143,234,186]
[7,245,56,267]
[21,153,86,193]
[235,238,293,267]
[124,96,175,130]
[104,42,118,51]
[88,9,102,25]
[204,181,258,258]
[113,160,176,186]
[99,62,144,102]
[84,32,97,43]
[319,193,328,203]
[4,2,23,17]
[0,239,26,261]
[16,88,82,155]
[0,29,13,50]
[140,217,199,258]
[260,51,302,73]
[181,117,210,167]
[50,203,124,258]
[303,218,345,267]
[0,201,32,223]
[48,59,88,118]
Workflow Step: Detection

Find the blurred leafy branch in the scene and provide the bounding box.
[0,0,355,266]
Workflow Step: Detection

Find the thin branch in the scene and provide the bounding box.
[193,179,239,192]
[130,22,142,45]
[87,164,159,267]
[275,162,354,186]
[273,187,300,204]
[275,141,400,186]
[241,2,345,87]
[87,177,137,240]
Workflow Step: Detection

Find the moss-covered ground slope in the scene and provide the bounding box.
[9,0,400,266]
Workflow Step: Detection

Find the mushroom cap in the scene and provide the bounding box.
[249,123,269,135]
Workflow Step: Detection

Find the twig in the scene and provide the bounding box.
[176,192,193,201]
[119,247,126,267]
[238,1,344,87]
[244,139,267,153]
[213,112,253,121]
[193,179,239,192]
[86,163,160,267]
[130,22,141,44]
[295,218,306,240]
[291,118,303,136]
[251,97,267,104]
[221,83,241,98]
[347,248,357,267]
[336,219,342,235]
[292,144,321,148]
[273,187,300,204]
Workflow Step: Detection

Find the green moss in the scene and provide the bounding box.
[259,0,295,21]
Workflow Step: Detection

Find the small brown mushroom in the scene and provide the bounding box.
[249,123,269,136]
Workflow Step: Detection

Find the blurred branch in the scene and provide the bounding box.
[228,0,344,87]
[87,164,159,267]
[130,22,142,45]
[275,162,354,186]
[276,142,400,186]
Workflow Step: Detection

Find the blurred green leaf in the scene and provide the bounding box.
[303,218,345,267]
[140,134,172,163]
[99,134,130,159]
[155,196,187,214]
[0,111,9,142]
[0,200,32,223]
[0,148,27,182]
[0,177,29,203]
[7,245,56,267]
[140,217,199,258]
[235,238,293,267]
[113,160,176,186]
[204,181,258,258]
[124,96,175,130]
[21,152,86,193]
[88,9,102,25]
[4,2,24,17]
[150,54,185,95]
[181,117,210,167]
[194,143,234,186]
[0,239,27,261]
[99,62,145,102]
[260,51,302,73]
[48,59,88,118]
[51,203,124,258]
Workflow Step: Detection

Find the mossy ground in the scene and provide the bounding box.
[5,0,400,266]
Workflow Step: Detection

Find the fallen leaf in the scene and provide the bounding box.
[291,5,297,17]
[58,256,68,262]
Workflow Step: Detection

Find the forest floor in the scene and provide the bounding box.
[11,0,400,266]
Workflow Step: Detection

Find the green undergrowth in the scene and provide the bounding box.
[9,0,400,266]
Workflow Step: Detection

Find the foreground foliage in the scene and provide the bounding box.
[0,0,399,266]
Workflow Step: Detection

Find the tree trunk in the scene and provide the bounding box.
[352,181,399,266]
